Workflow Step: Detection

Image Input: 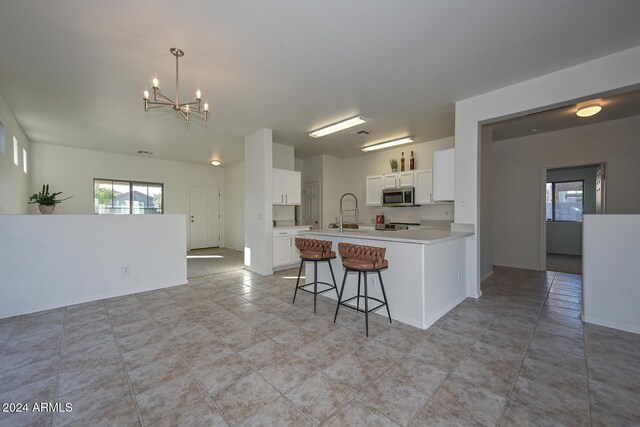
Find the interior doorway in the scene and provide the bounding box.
[302,180,321,230]
[189,185,221,249]
[543,163,604,274]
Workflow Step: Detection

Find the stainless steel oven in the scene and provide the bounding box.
[382,187,415,207]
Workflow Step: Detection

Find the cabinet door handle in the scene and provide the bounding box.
[281,194,283,203]
[286,194,288,203]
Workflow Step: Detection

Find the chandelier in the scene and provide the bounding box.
[143,48,209,123]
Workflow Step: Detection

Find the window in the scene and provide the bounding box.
[94,179,163,214]
[546,181,583,222]
[22,148,27,173]
[13,136,18,166]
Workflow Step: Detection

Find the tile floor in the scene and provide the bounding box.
[1,266,639,426]
[546,253,582,275]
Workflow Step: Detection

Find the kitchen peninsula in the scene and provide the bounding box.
[304,227,473,329]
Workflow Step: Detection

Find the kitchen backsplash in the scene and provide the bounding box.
[360,204,454,224]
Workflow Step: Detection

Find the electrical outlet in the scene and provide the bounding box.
[122,265,130,275]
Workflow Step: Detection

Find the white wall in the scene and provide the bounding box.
[583,214,640,334]
[546,165,599,255]
[224,161,245,251]
[273,142,294,170]
[0,93,31,214]
[0,214,187,318]
[29,143,225,249]
[488,116,640,271]
[244,129,273,275]
[456,44,640,295]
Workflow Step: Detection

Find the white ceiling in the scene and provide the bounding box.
[1,1,639,165]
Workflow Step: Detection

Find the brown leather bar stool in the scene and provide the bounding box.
[333,242,392,336]
[293,238,339,313]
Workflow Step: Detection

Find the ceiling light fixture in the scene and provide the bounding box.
[576,104,602,118]
[211,160,221,166]
[361,136,414,152]
[309,115,367,138]
[143,48,209,123]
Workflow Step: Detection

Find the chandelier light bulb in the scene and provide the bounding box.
[142,48,209,124]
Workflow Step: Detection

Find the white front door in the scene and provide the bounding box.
[190,186,220,249]
[302,181,321,230]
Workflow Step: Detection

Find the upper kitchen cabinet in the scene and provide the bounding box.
[383,173,398,189]
[366,175,383,206]
[414,169,433,205]
[398,171,414,187]
[273,168,301,205]
[433,148,454,201]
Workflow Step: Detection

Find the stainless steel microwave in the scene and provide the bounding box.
[383,187,415,207]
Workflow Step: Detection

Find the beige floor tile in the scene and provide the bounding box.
[352,339,405,368]
[257,353,316,393]
[295,340,349,369]
[285,372,354,425]
[322,353,382,392]
[452,355,520,397]
[499,400,566,427]
[128,353,190,394]
[510,376,588,427]
[238,339,289,369]
[194,354,253,396]
[240,396,312,427]
[214,372,280,425]
[135,373,205,426]
[359,374,429,426]
[325,398,399,427]
[66,395,140,427]
[519,357,587,399]
[588,378,640,424]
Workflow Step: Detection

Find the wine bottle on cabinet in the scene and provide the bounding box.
[400,152,405,171]
[410,151,415,170]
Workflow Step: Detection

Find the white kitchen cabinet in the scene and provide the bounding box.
[272,235,292,267]
[414,169,433,205]
[398,171,414,187]
[383,173,398,189]
[273,168,301,205]
[273,227,311,269]
[365,175,383,206]
[433,148,454,201]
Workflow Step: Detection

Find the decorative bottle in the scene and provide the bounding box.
[400,152,405,172]
[410,151,415,170]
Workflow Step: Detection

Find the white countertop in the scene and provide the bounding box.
[305,227,473,245]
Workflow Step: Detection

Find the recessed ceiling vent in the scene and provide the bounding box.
[137,150,154,155]
[352,129,370,135]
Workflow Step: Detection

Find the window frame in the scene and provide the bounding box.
[546,179,584,223]
[93,178,165,215]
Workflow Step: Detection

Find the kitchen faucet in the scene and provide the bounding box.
[339,193,359,233]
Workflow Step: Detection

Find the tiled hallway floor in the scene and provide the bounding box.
[1,267,639,426]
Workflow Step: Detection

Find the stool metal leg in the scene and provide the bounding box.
[364,271,369,337]
[293,258,304,304]
[377,270,392,324]
[328,259,338,298]
[313,260,318,313]
[356,272,361,311]
[334,269,348,323]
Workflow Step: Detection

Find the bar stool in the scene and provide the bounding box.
[333,242,392,336]
[293,238,339,313]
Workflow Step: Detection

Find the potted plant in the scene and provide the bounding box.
[28,184,72,214]
[390,159,398,173]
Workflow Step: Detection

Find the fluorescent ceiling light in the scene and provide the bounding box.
[361,136,414,152]
[309,115,367,138]
[211,160,221,166]
[576,104,602,118]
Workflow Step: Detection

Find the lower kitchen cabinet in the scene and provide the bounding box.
[273,227,310,269]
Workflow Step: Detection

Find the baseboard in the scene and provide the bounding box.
[422,293,468,329]
[481,270,494,282]
[582,314,640,335]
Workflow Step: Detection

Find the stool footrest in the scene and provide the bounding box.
[339,295,387,314]
[297,282,336,295]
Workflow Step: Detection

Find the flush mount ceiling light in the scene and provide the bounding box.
[361,136,414,152]
[309,115,367,138]
[576,104,602,118]
[143,48,209,123]
[211,160,221,166]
